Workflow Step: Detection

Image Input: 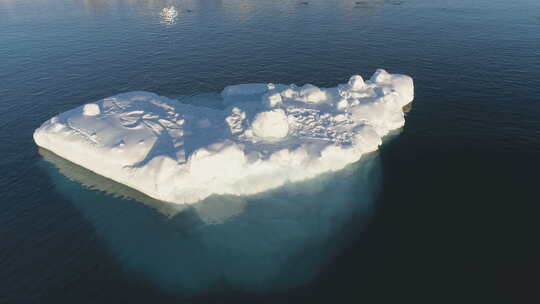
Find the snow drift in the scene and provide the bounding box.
[34,69,413,204]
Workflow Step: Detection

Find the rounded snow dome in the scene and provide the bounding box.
[83,103,100,116]
[348,75,365,90]
[251,109,289,139]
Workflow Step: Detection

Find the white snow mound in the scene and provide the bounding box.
[34,70,414,204]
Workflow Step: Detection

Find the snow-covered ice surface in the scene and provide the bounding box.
[34,70,413,204]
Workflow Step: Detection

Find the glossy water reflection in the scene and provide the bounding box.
[159,6,178,25]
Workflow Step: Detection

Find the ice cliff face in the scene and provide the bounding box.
[34,69,413,204]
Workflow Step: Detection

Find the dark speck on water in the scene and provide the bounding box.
[1,0,540,303]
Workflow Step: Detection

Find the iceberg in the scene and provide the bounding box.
[39,145,383,293]
[34,69,413,204]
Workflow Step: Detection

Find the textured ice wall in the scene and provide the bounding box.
[34,70,413,204]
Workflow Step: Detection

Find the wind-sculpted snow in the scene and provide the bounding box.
[34,69,413,204]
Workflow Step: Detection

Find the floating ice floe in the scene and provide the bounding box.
[39,144,382,293]
[34,69,414,204]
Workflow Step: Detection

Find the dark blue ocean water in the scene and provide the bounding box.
[1,0,540,303]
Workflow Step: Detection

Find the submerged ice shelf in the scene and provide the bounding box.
[34,70,414,204]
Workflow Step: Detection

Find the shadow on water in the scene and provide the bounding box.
[36,134,391,296]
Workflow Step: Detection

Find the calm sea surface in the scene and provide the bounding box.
[1,0,540,303]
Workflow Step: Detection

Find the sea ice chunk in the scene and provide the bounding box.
[34,70,414,204]
[83,103,100,116]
